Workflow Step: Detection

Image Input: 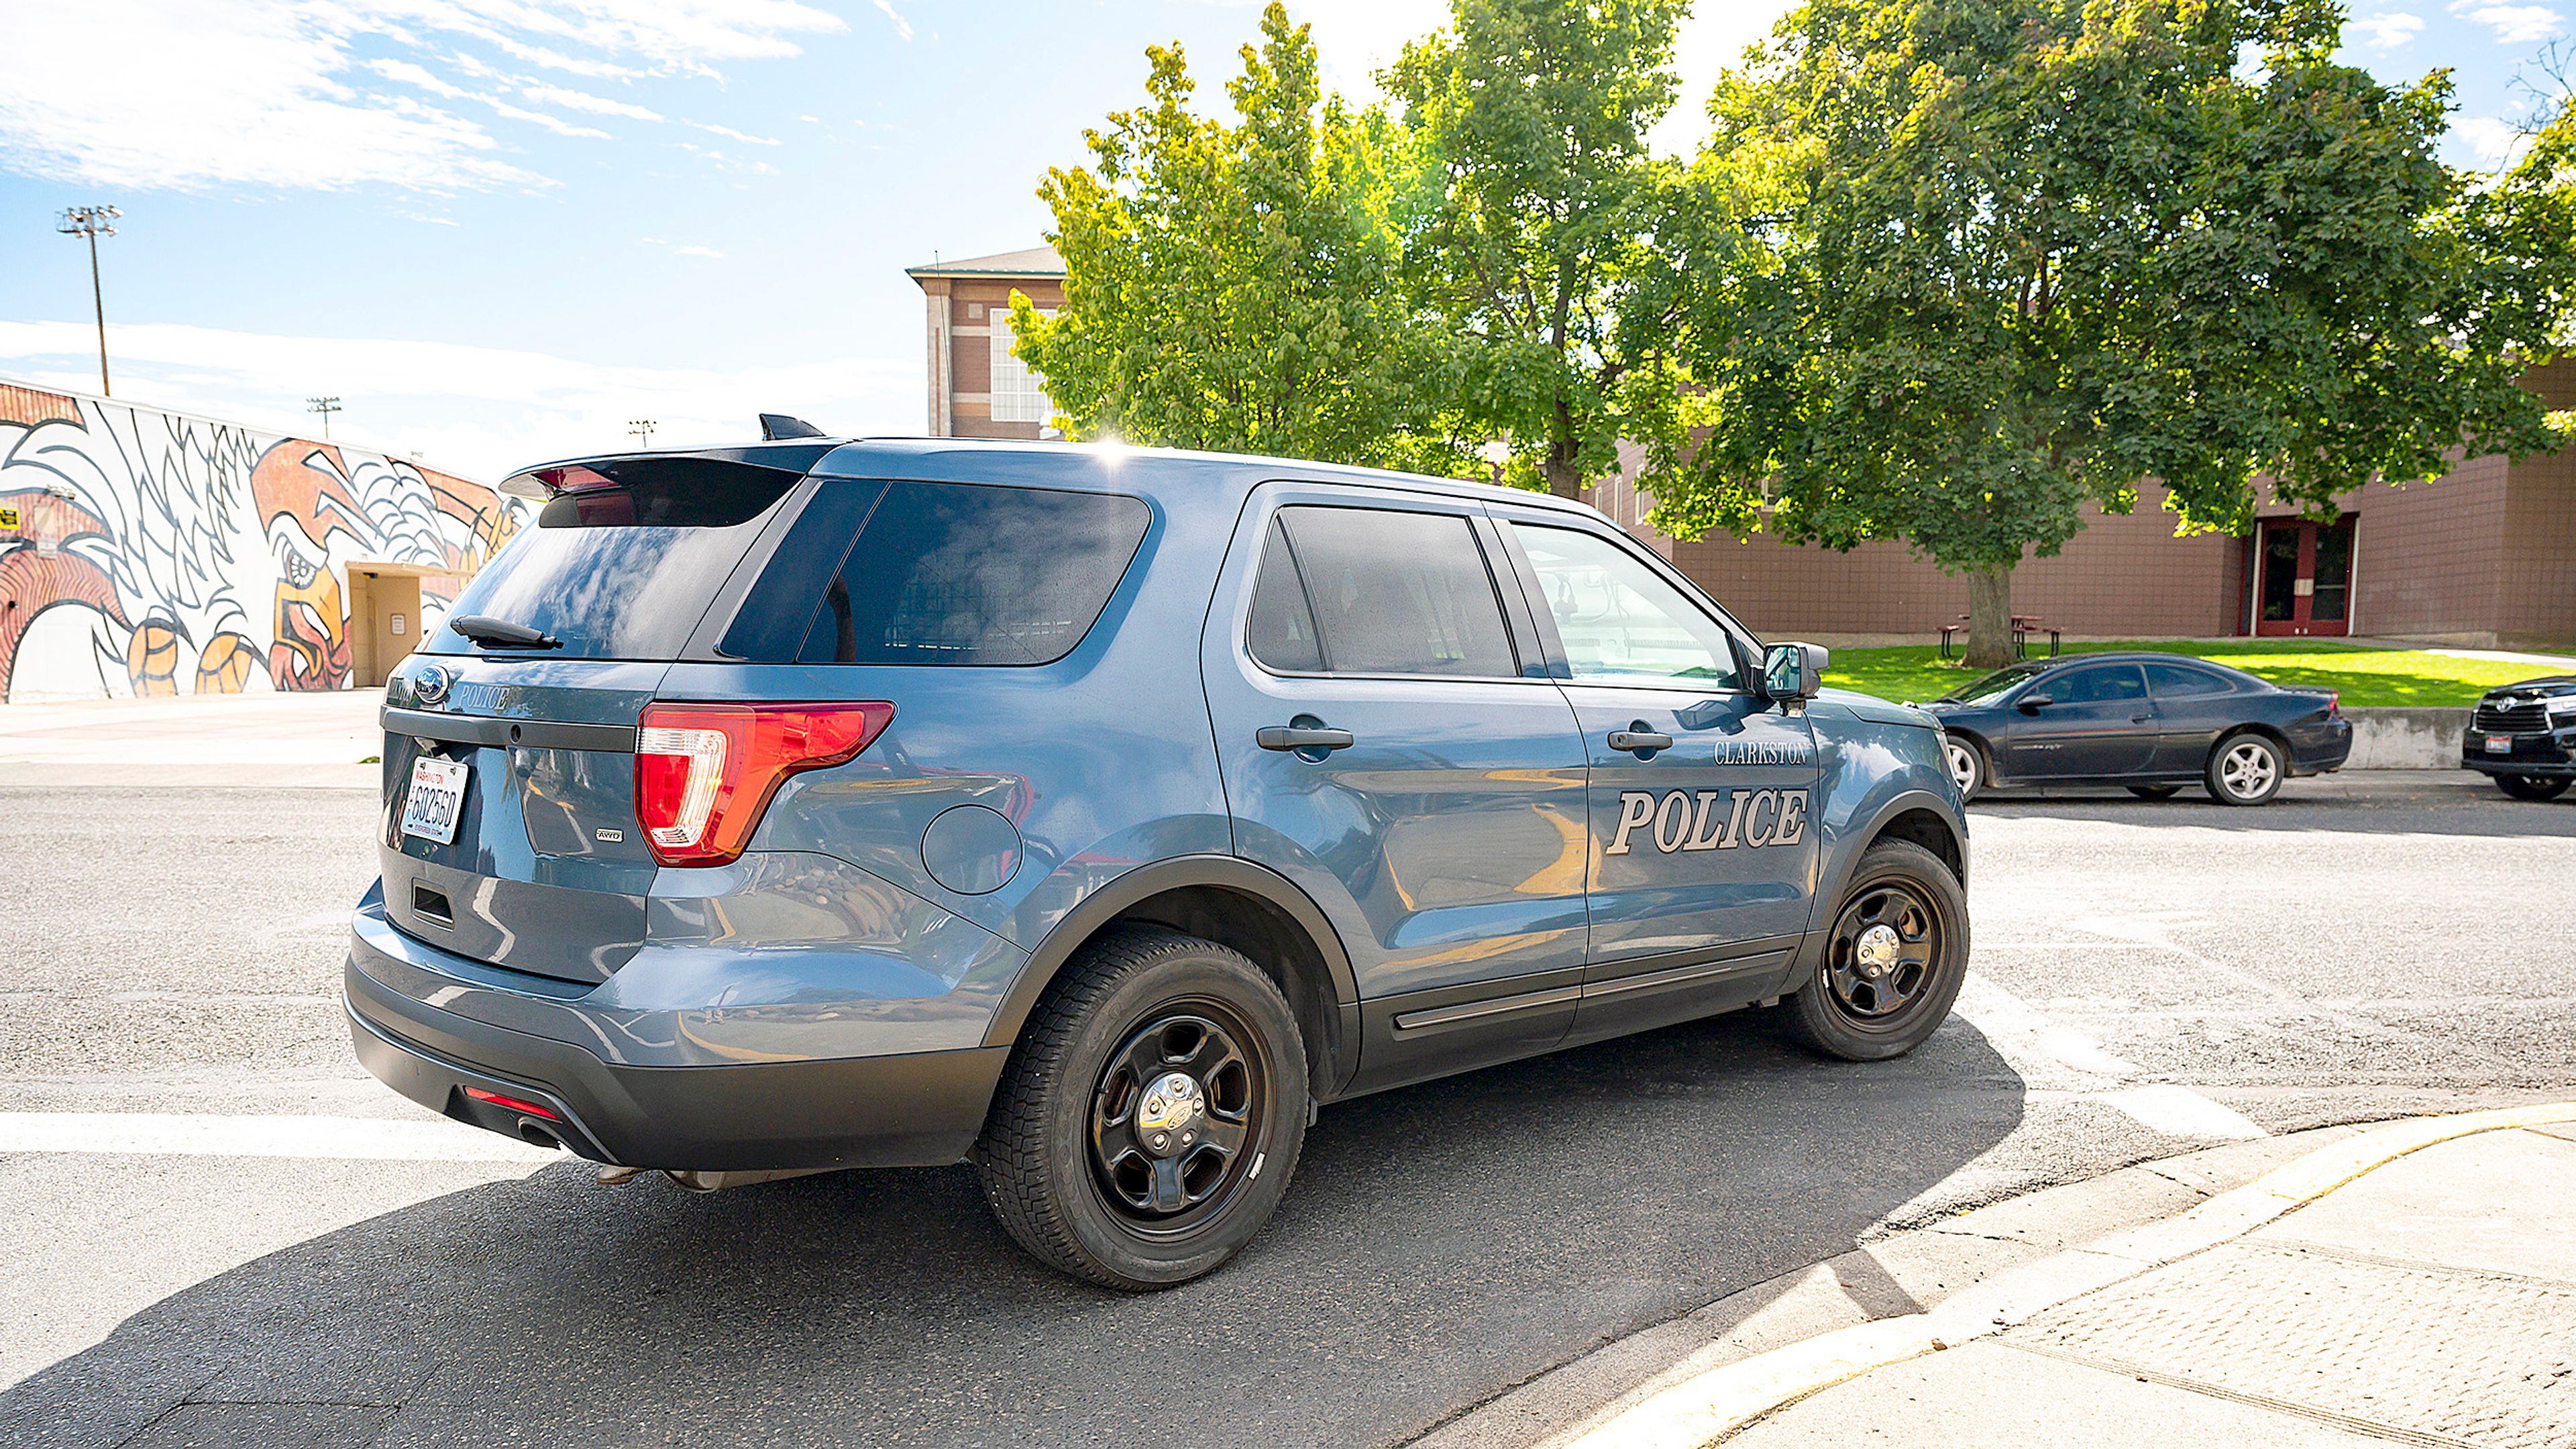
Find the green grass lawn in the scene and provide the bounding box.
[1822,639,2557,709]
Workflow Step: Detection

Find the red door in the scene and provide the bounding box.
[2253,517,2355,637]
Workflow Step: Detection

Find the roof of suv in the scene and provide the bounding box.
[506,435,1606,523]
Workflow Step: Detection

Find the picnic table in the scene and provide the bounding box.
[1939,614,2063,661]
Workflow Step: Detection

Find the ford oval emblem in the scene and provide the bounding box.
[415,664,453,706]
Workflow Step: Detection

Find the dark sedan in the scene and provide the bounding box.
[1923,652,2351,806]
[2463,676,2576,800]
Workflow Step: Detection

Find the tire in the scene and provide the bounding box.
[972,927,1309,1290]
[1942,735,1985,802]
[1785,841,1970,1062]
[2496,773,2571,801]
[2204,733,2286,807]
[2126,784,2182,800]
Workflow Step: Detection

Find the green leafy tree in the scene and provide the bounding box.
[1387,0,1692,498]
[1011,5,1454,468]
[1644,0,2575,667]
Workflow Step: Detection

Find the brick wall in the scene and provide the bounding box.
[938,277,1065,440]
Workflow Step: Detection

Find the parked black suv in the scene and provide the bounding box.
[2465,676,2576,799]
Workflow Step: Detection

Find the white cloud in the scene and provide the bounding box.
[521,83,664,121]
[676,245,724,258]
[2451,1,2567,42]
[873,0,915,42]
[0,320,911,481]
[0,0,841,192]
[2351,11,2427,47]
[2453,114,2530,167]
[690,121,782,146]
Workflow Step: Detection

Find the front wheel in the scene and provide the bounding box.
[972,928,1308,1290]
[2206,734,2286,806]
[1943,735,1985,802]
[1785,841,1970,1062]
[2496,773,2571,801]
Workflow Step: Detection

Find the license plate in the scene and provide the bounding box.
[400,756,470,844]
[2484,735,2514,755]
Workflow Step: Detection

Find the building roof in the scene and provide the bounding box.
[904,245,1065,281]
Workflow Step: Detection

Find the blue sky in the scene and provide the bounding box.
[0,0,2565,481]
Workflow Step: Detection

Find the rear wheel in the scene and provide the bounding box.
[2496,773,2571,801]
[973,928,1307,1290]
[2205,734,2286,807]
[1786,841,1970,1062]
[1942,735,1985,802]
[2126,784,2182,800]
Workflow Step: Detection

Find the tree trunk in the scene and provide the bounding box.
[1965,565,2016,670]
[1543,438,1583,500]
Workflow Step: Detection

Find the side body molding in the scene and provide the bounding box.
[977,854,1365,1096]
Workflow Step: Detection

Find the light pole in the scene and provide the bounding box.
[629,419,656,448]
[56,205,120,396]
[307,396,343,440]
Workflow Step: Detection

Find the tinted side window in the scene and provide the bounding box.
[2055,664,2148,703]
[1245,520,1324,672]
[1277,506,1517,678]
[1510,523,1742,688]
[722,480,1150,665]
[2146,661,2232,698]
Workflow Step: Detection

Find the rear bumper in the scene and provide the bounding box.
[2288,718,2353,776]
[346,959,1008,1172]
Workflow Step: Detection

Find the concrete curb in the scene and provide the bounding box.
[1551,1100,2576,1449]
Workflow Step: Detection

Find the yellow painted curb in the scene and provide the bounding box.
[1557,1100,2576,1449]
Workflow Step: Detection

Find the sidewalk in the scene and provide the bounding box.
[1522,1106,2576,1449]
[0,690,380,786]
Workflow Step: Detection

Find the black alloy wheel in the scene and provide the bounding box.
[2497,773,2571,801]
[1785,840,1970,1061]
[973,927,1307,1290]
[1088,1005,1265,1230]
[2127,784,2183,800]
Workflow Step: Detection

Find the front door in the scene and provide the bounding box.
[1201,490,1594,1092]
[2000,661,2159,779]
[2253,517,2355,637]
[1495,517,1819,1044]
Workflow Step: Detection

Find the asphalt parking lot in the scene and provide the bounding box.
[2,767,2571,1448]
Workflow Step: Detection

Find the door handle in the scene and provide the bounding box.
[1607,728,1674,755]
[1258,725,1355,752]
[2131,714,2155,724]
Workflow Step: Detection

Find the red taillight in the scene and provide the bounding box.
[2326,690,2340,714]
[463,1085,559,1121]
[634,701,895,867]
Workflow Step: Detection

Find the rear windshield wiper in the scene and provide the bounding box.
[449,614,562,650]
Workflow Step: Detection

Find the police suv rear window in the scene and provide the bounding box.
[722,479,1150,666]
[429,458,803,660]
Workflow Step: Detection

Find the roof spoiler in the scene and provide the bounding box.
[500,443,840,500]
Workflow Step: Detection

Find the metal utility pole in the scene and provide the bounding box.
[307,396,343,440]
[56,205,120,396]
[629,419,656,448]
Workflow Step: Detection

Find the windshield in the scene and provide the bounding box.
[1943,664,2041,706]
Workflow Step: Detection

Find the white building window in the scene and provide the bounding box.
[989,308,1057,424]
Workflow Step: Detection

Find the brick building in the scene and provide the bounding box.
[914,248,2576,649]
[906,247,1069,439]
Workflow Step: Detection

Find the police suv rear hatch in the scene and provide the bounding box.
[375,446,829,985]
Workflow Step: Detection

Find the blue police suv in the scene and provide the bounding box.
[347,435,1971,1288]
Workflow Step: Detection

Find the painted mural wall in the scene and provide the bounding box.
[0,381,523,703]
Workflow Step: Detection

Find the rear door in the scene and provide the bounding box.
[1491,515,1819,1042]
[2002,662,2157,780]
[378,454,818,983]
[1201,486,1593,1092]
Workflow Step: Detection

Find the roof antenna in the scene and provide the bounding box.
[759,413,825,441]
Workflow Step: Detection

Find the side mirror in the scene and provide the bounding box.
[1763,641,1829,702]
[2017,693,2054,712]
